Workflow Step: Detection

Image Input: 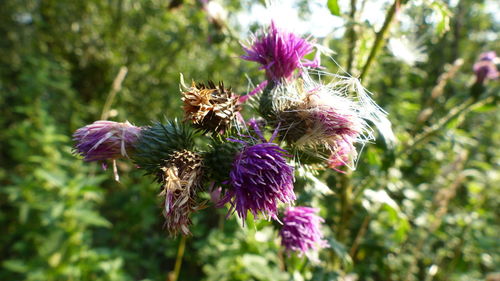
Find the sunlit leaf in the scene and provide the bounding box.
[430,1,452,36]
[327,0,341,16]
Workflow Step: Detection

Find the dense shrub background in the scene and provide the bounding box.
[1,0,498,280]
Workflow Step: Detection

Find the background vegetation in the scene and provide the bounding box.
[1,0,498,280]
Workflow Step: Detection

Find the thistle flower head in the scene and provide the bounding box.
[241,21,318,82]
[269,69,395,169]
[73,120,141,162]
[159,149,204,236]
[301,90,364,139]
[473,51,499,84]
[180,75,241,133]
[280,206,328,256]
[218,121,295,222]
[131,120,196,176]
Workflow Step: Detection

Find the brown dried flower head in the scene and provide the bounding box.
[158,149,204,236]
[181,76,241,132]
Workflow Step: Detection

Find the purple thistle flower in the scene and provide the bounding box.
[218,121,296,222]
[280,206,328,256]
[73,120,141,162]
[473,51,498,84]
[241,21,318,82]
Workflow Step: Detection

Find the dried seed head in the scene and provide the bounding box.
[268,69,394,170]
[272,82,363,151]
[159,149,204,236]
[181,78,241,133]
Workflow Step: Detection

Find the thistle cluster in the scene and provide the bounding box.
[72,20,394,258]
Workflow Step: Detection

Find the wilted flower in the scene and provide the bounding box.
[241,21,318,82]
[73,120,141,162]
[159,149,204,236]
[473,51,499,84]
[268,69,394,170]
[218,121,295,222]
[280,206,328,256]
[181,76,241,132]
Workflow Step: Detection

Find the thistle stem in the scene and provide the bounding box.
[337,172,353,243]
[331,170,354,269]
[169,236,187,281]
[359,0,406,81]
[346,0,358,73]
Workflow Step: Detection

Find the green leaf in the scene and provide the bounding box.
[326,237,353,269]
[473,104,496,113]
[241,254,269,280]
[69,209,112,228]
[3,260,29,273]
[327,0,341,16]
[430,1,451,36]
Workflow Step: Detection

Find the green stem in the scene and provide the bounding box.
[346,0,358,73]
[258,80,277,120]
[169,236,187,281]
[330,171,354,270]
[337,172,353,244]
[359,0,405,81]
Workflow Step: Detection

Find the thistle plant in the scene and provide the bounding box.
[72,20,394,260]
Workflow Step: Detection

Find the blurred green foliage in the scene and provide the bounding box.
[1,0,498,280]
